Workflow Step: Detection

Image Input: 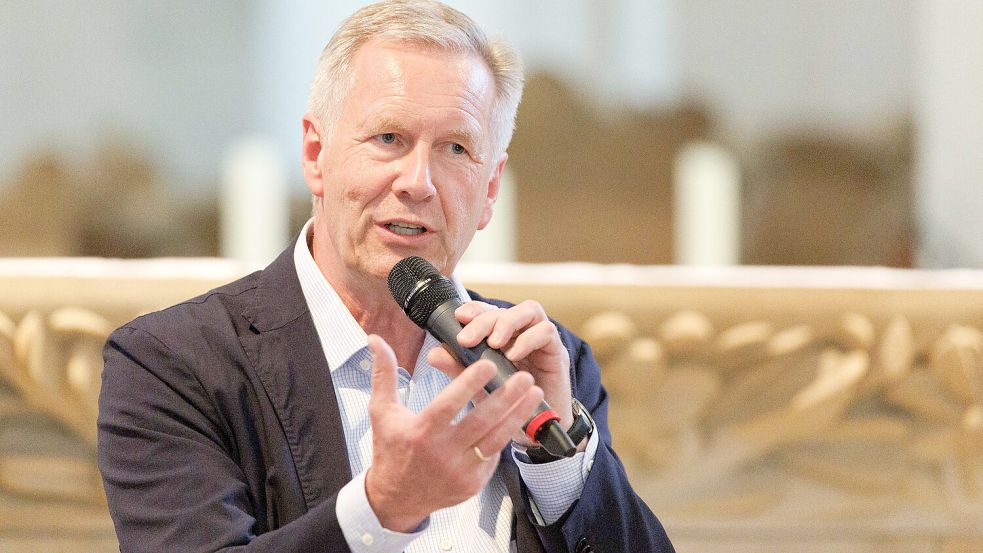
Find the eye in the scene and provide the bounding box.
[451,143,466,155]
[379,133,397,144]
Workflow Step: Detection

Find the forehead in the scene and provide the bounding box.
[344,40,496,127]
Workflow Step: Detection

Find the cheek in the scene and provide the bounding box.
[443,182,489,231]
[327,161,393,206]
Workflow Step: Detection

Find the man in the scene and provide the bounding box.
[98,1,674,551]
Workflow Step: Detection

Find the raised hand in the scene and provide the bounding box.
[363,334,544,532]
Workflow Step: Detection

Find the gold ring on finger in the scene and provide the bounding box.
[473,446,492,462]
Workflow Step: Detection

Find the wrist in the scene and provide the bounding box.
[364,468,428,533]
[522,398,594,464]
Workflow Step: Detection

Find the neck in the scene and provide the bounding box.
[309,237,428,373]
[333,273,427,373]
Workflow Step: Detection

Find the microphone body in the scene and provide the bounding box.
[388,256,576,459]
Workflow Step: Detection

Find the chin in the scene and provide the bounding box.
[362,251,413,281]
[362,246,456,280]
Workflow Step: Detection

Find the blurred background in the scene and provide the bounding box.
[3,3,983,551]
[3,0,981,269]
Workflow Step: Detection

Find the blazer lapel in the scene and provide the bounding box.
[239,244,353,509]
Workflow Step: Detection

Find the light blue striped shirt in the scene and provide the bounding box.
[293,219,598,552]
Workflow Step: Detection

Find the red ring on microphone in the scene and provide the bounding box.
[525,409,561,442]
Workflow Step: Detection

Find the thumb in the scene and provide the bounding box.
[367,334,399,409]
[427,345,467,380]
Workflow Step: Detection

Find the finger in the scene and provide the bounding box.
[456,305,503,348]
[454,371,534,438]
[454,301,498,324]
[457,305,537,351]
[427,345,466,380]
[428,347,490,407]
[474,385,545,457]
[487,300,548,349]
[504,319,560,362]
[422,359,497,426]
[367,334,399,409]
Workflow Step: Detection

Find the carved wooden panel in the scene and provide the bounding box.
[3,260,982,551]
[462,264,983,551]
[0,259,242,552]
[0,307,116,551]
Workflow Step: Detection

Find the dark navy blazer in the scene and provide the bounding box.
[97,244,674,552]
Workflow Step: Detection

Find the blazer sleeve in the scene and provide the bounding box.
[98,325,351,553]
[529,334,676,553]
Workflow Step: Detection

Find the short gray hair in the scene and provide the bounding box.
[307,0,524,157]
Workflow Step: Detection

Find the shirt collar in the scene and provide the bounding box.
[293,218,471,373]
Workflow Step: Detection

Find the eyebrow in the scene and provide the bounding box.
[366,116,412,138]
[367,116,486,159]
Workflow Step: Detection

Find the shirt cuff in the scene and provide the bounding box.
[336,470,428,552]
[512,428,600,525]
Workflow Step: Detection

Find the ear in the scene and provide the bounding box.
[477,153,508,230]
[301,113,325,197]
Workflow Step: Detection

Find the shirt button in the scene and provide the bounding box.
[587,459,594,471]
[359,359,371,371]
[439,538,453,551]
[361,532,374,546]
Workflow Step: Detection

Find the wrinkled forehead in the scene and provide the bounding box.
[341,40,497,144]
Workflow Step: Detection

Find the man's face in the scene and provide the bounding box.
[303,40,506,284]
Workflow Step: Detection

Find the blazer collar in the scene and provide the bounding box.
[242,242,309,333]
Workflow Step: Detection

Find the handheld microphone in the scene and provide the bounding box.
[387,256,576,459]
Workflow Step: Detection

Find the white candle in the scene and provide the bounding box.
[220,136,290,269]
[673,141,741,265]
[461,166,517,264]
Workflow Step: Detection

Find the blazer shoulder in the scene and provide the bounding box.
[118,269,264,344]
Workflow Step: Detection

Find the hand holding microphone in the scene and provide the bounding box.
[388,256,577,458]
[363,256,579,531]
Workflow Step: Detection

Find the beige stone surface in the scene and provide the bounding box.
[2,259,983,550]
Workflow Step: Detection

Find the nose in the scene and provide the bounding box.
[393,142,436,201]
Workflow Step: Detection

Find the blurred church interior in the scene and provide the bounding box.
[1,2,982,551]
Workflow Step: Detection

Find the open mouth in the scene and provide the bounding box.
[385,222,427,236]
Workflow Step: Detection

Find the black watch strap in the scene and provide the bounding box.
[525,398,594,464]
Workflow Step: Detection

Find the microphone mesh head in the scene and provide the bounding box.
[387,256,436,304]
[387,256,458,327]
